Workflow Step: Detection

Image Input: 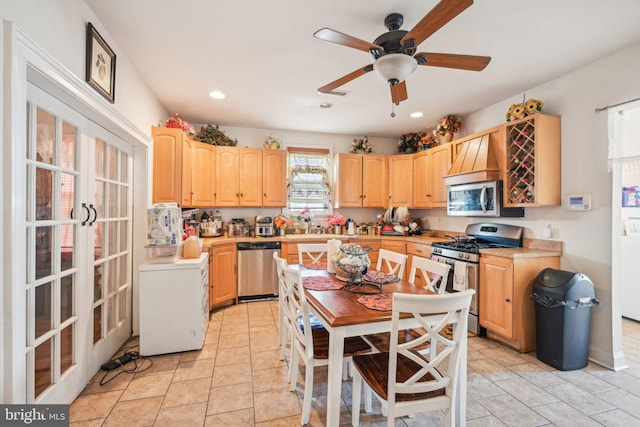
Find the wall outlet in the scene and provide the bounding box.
[542,223,552,239]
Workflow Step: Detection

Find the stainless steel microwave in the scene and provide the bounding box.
[447,181,524,217]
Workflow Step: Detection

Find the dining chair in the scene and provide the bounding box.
[273,252,293,365]
[298,243,327,265]
[376,249,408,277]
[351,289,475,427]
[408,255,451,294]
[281,263,372,425]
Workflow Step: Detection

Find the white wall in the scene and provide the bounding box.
[424,41,640,369]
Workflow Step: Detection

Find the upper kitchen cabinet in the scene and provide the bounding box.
[334,153,388,208]
[388,154,413,207]
[504,113,561,207]
[215,147,263,207]
[191,142,216,207]
[152,126,193,207]
[412,144,453,208]
[262,149,287,207]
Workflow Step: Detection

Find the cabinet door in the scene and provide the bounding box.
[335,153,363,207]
[152,126,186,205]
[263,149,287,206]
[215,147,240,206]
[480,255,514,338]
[212,244,237,305]
[412,151,430,208]
[191,142,216,207]
[388,154,413,207]
[362,155,388,207]
[239,148,263,206]
[428,144,452,207]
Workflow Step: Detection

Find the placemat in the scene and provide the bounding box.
[363,269,400,284]
[304,262,327,270]
[302,276,344,291]
[357,293,393,311]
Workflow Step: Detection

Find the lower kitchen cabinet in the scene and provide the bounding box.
[480,253,560,352]
[209,243,237,308]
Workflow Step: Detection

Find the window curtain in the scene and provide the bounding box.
[608,99,640,171]
[286,151,332,210]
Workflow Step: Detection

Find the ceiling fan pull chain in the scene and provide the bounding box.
[390,102,396,118]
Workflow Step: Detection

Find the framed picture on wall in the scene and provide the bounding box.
[85,22,116,103]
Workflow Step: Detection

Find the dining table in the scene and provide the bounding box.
[297,265,468,427]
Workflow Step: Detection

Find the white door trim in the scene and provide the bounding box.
[1,21,151,404]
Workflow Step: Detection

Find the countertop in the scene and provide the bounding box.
[200,233,452,249]
[479,247,562,259]
[200,234,562,258]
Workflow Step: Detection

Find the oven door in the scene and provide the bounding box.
[447,181,499,217]
[434,256,482,335]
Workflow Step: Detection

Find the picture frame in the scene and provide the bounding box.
[85,22,116,103]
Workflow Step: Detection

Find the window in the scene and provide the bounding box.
[286,147,332,215]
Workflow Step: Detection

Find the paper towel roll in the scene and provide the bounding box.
[327,239,341,273]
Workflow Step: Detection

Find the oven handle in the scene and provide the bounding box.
[480,185,487,214]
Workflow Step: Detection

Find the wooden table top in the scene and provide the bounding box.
[299,267,433,328]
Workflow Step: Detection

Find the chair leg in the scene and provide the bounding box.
[301,359,314,425]
[364,385,372,413]
[343,359,349,380]
[351,370,362,427]
[289,348,299,392]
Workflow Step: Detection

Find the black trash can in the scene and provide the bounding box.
[531,268,600,371]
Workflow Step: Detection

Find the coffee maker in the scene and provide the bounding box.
[254,216,274,237]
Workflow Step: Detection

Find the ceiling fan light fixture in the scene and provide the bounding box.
[373,53,417,85]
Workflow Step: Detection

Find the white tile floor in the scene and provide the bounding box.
[70,300,640,426]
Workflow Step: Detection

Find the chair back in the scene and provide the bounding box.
[273,252,288,295]
[281,264,314,359]
[387,290,474,416]
[408,256,451,294]
[297,243,327,265]
[376,249,408,277]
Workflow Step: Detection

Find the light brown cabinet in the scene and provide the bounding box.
[262,149,287,206]
[215,147,264,207]
[412,144,452,208]
[152,126,193,206]
[191,142,216,207]
[380,240,407,280]
[388,154,413,207]
[480,253,560,352]
[334,153,388,208]
[504,113,561,207]
[209,243,237,308]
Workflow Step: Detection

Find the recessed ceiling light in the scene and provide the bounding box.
[209,90,226,99]
[318,102,333,109]
[410,111,423,118]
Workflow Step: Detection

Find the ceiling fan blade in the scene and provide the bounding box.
[314,28,383,52]
[317,64,374,93]
[415,52,491,71]
[391,81,408,105]
[401,0,473,48]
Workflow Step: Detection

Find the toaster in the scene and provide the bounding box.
[254,216,274,237]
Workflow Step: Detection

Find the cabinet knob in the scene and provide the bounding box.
[264,193,267,197]
[505,298,511,303]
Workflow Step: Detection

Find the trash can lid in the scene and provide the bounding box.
[534,268,596,300]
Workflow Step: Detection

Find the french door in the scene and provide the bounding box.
[25,83,133,403]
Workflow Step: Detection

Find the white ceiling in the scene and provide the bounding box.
[85,0,640,138]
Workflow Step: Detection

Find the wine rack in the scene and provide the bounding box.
[506,118,536,204]
[504,113,561,207]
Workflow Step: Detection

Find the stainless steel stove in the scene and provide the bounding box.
[430,223,524,335]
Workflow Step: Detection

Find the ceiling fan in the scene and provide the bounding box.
[313,0,491,106]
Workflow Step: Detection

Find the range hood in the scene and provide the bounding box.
[444,133,501,186]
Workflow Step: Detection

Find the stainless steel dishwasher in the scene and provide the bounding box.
[237,241,281,299]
